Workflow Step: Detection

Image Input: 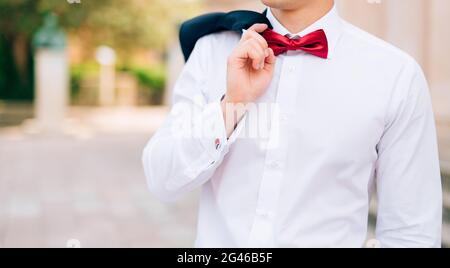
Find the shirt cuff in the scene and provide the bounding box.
[180,101,245,181]
[198,101,229,160]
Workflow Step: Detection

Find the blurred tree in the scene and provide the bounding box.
[0,0,201,100]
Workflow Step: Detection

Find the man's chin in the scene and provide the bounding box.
[261,0,284,9]
[261,0,301,10]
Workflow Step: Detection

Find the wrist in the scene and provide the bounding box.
[223,90,247,105]
[221,95,247,138]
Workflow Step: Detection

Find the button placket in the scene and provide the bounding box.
[256,209,275,219]
[248,56,300,246]
[279,113,288,124]
[268,160,282,169]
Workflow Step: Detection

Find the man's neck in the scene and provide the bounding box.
[270,0,334,34]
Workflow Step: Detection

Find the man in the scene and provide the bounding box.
[143,0,442,247]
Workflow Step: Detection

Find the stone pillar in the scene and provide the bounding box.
[34,49,68,132]
[96,46,116,106]
[32,13,68,133]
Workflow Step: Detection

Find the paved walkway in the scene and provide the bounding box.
[0,107,198,248]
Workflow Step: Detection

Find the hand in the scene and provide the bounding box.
[225,23,276,105]
[222,24,276,137]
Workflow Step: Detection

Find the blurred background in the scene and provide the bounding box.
[0,0,449,248]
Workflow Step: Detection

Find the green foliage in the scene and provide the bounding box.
[0,34,34,100]
[124,66,165,92]
[0,0,201,101]
[0,37,7,96]
[70,62,99,99]
[0,0,93,37]
[70,63,166,105]
[120,64,166,104]
[0,0,201,52]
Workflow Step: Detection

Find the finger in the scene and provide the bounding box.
[248,41,266,68]
[241,29,269,49]
[265,48,276,65]
[246,43,266,70]
[248,50,265,70]
[263,48,276,72]
[248,40,267,69]
[232,38,267,69]
[247,23,268,33]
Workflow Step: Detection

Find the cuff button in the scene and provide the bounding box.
[215,138,221,150]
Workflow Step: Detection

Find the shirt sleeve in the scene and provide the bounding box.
[142,35,242,202]
[375,59,442,248]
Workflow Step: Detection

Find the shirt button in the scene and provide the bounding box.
[256,209,271,218]
[268,160,282,169]
[288,66,295,73]
[366,239,381,248]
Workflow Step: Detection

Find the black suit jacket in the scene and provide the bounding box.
[179,10,272,62]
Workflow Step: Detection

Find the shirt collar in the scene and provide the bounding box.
[265,5,342,59]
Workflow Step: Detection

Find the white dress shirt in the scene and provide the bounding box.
[142,6,442,248]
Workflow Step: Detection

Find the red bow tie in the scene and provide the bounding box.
[262,29,328,59]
